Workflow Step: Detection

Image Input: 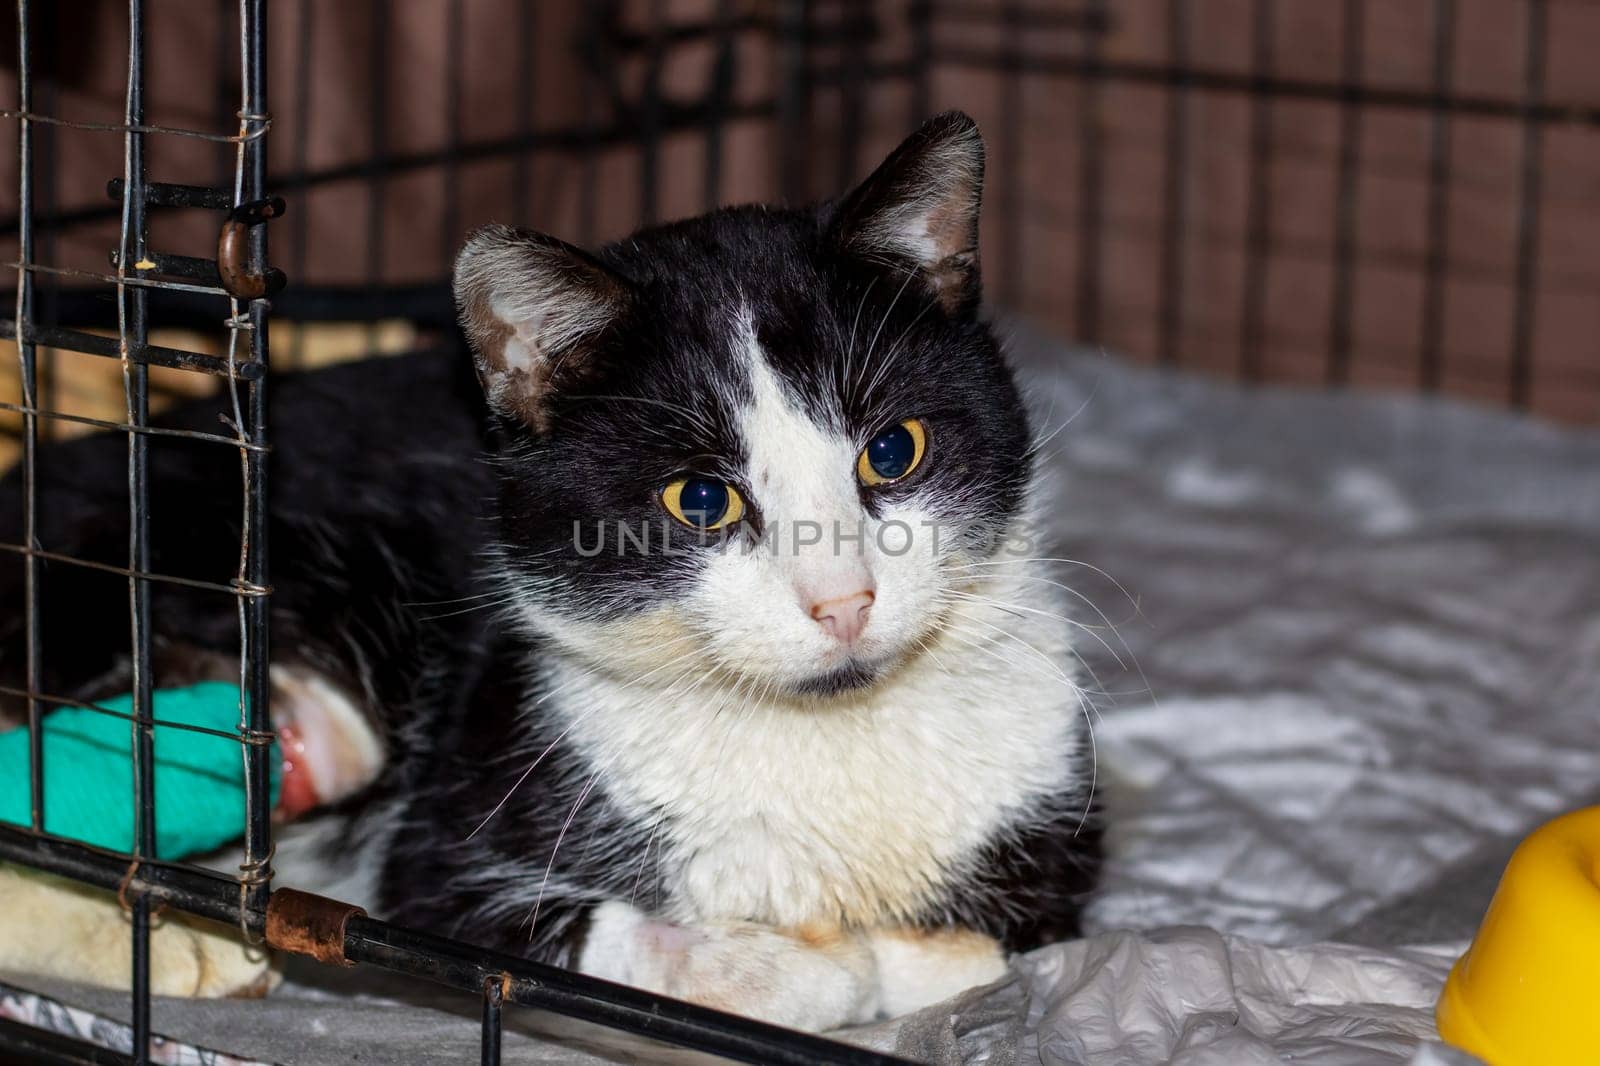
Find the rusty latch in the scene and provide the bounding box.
[264,887,366,967]
[216,196,287,300]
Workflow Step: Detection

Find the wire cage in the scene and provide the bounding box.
[1,0,1597,1063]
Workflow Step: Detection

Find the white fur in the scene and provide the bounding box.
[577,905,1010,1028]
[541,605,1078,930]
[867,927,1008,1018]
[579,900,880,1031]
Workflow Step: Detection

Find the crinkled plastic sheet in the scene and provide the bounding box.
[1016,331,1600,951]
[855,929,1478,1066]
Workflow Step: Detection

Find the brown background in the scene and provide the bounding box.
[3,1,1597,422]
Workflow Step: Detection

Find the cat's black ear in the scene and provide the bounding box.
[453,224,632,429]
[831,110,985,311]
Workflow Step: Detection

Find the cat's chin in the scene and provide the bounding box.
[786,660,886,699]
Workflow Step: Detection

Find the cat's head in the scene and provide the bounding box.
[454,112,1033,700]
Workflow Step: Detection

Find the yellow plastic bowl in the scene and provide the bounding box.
[1436,806,1600,1066]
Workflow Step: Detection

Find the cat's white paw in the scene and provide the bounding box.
[0,863,276,998]
[867,926,1008,1017]
[578,900,880,1031]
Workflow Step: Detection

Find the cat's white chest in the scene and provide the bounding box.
[554,615,1082,930]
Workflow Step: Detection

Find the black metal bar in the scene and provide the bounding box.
[1509,0,1546,409]
[31,0,57,436]
[130,855,152,1063]
[999,0,1023,308]
[1,282,457,331]
[0,821,911,1066]
[249,282,454,325]
[0,1015,135,1065]
[111,250,223,285]
[343,918,913,1066]
[1418,0,1456,391]
[1158,0,1190,366]
[934,49,1600,126]
[638,0,666,227]
[599,11,859,50]
[15,0,44,835]
[835,0,867,195]
[1075,0,1107,343]
[480,978,503,1066]
[16,259,227,297]
[106,178,235,211]
[931,2,1109,30]
[0,995,264,1066]
[288,0,314,366]
[777,0,811,202]
[908,0,932,128]
[577,58,598,246]
[215,0,234,189]
[0,320,264,379]
[512,0,536,227]
[1327,0,1364,386]
[441,0,463,257]
[703,0,736,211]
[365,0,389,339]
[117,1,155,1057]
[239,0,275,923]
[1239,0,1274,381]
[0,824,265,931]
[606,13,768,49]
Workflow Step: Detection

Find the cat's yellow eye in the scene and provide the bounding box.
[661,477,745,530]
[857,419,927,486]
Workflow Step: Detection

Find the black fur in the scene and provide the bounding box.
[0,111,1099,970]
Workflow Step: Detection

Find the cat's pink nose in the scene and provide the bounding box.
[809,589,875,644]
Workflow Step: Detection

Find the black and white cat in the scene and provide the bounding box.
[0,112,1098,1030]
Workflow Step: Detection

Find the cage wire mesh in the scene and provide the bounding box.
[1,0,1598,1063]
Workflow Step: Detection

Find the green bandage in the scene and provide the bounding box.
[0,681,280,860]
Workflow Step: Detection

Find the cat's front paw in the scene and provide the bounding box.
[867,926,1009,1017]
[578,901,879,1031]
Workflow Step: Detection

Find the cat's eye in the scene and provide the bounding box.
[661,476,745,530]
[857,419,927,486]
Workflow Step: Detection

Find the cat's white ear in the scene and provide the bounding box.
[453,225,632,428]
[831,110,985,310]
